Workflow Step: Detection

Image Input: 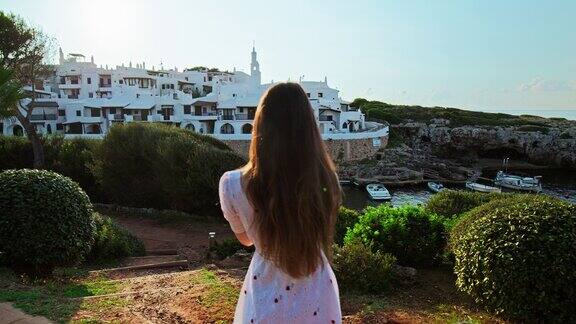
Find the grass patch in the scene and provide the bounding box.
[0,267,123,322]
[190,269,238,320]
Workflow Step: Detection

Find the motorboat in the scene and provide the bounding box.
[427,182,445,193]
[466,181,502,193]
[366,183,392,200]
[494,171,542,193]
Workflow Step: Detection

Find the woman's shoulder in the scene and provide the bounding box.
[219,169,242,190]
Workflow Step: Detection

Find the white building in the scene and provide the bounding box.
[1,47,387,143]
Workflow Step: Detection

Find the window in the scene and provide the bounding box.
[318,92,323,98]
[208,76,213,81]
[306,93,310,98]
[56,123,64,131]
[89,92,93,98]
[110,107,116,114]
[119,80,123,84]
[233,93,236,97]
[170,84,174,89]
[185,77,189,81]
[239,107,244,113]
[76,110,81,117]
[162,84,165,89]
[60,76,65,84]
[90,108,100,117]
[184,105,191,114]
[87,77,91,84]
[58,109,65,116]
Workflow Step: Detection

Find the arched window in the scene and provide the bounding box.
[241,123,253,134]
[12,125,24,137]
[342,122,348,129]
[185,123,195,132]
[46,124,52,134]
[220,123,234,134]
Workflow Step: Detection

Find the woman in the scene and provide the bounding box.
[219,82,342,323]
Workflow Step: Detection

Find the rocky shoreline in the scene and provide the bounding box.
[338,118,576,185]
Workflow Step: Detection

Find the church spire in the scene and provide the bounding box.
[250,45,261,86]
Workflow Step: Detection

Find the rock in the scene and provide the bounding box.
[391,264,417,284]
[219,251,253,269]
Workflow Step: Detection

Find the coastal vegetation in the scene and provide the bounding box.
[350,98,572,128]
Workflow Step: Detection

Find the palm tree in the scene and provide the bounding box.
[0,67,24,122]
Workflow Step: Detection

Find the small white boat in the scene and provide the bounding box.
[466,181,502,193]
[494,171,542,193]
[366,183,392,200]
[427,182,445,193]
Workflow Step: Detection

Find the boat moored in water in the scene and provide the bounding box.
[366,183,392,200]
[427,182,445,193]
[494,171,542,193]
[466,181,502,193]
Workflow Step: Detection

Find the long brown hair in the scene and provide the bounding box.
[243,82,341,278]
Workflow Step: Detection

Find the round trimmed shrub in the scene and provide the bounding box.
[452,195,576,322]
[425,190,513,219]
[344,205,446,267]
[0,169,95,275]
[333,242,396,293]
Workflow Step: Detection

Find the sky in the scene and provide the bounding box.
[2,0,575,111]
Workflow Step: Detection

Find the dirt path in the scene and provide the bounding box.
[0,303,53,324]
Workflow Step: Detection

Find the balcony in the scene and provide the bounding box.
[235,114,254,120]
[30,114,57,121]
[125,115,145,122]
[59,83,81,90]
[68,94,79,99]
[99,83,112,88]
[220,115,234,121]
[107,113,124,121]
[319,116,333,122]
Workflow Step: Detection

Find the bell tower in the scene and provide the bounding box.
[250,46,261,86]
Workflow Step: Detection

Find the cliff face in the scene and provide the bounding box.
[394,122,576,169]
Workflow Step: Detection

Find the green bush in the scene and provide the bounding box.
[425,190,513,219]
[345,205,446,267]
[451,195,576,322]
[0,136,103,201]
[209,238,254,260]
[0,136,33,170]
[0,169,95,275]
[87,213,145,262]
[93,123,244,214]
[333,242,396,293]
[335,207,360,245]
[46,137,104,201]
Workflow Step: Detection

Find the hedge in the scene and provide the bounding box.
[451,195,576,322]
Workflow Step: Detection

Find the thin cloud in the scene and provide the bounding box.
[519,77,576,92]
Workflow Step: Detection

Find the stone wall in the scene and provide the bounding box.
[223,136,388,162]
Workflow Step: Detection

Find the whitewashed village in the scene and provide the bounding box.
[0,47,388,147]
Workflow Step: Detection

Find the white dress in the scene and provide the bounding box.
[219,170,342,324]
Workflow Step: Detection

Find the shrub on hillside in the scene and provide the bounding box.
[425,190,514,219]
[0,169,95,275]
[451,195,576,322]
[209,238,255,260]
[344,205,446,267]
[335,207,360,245]
[87,213,145,263]
[333,242,396,293]
[93,123,244,214]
